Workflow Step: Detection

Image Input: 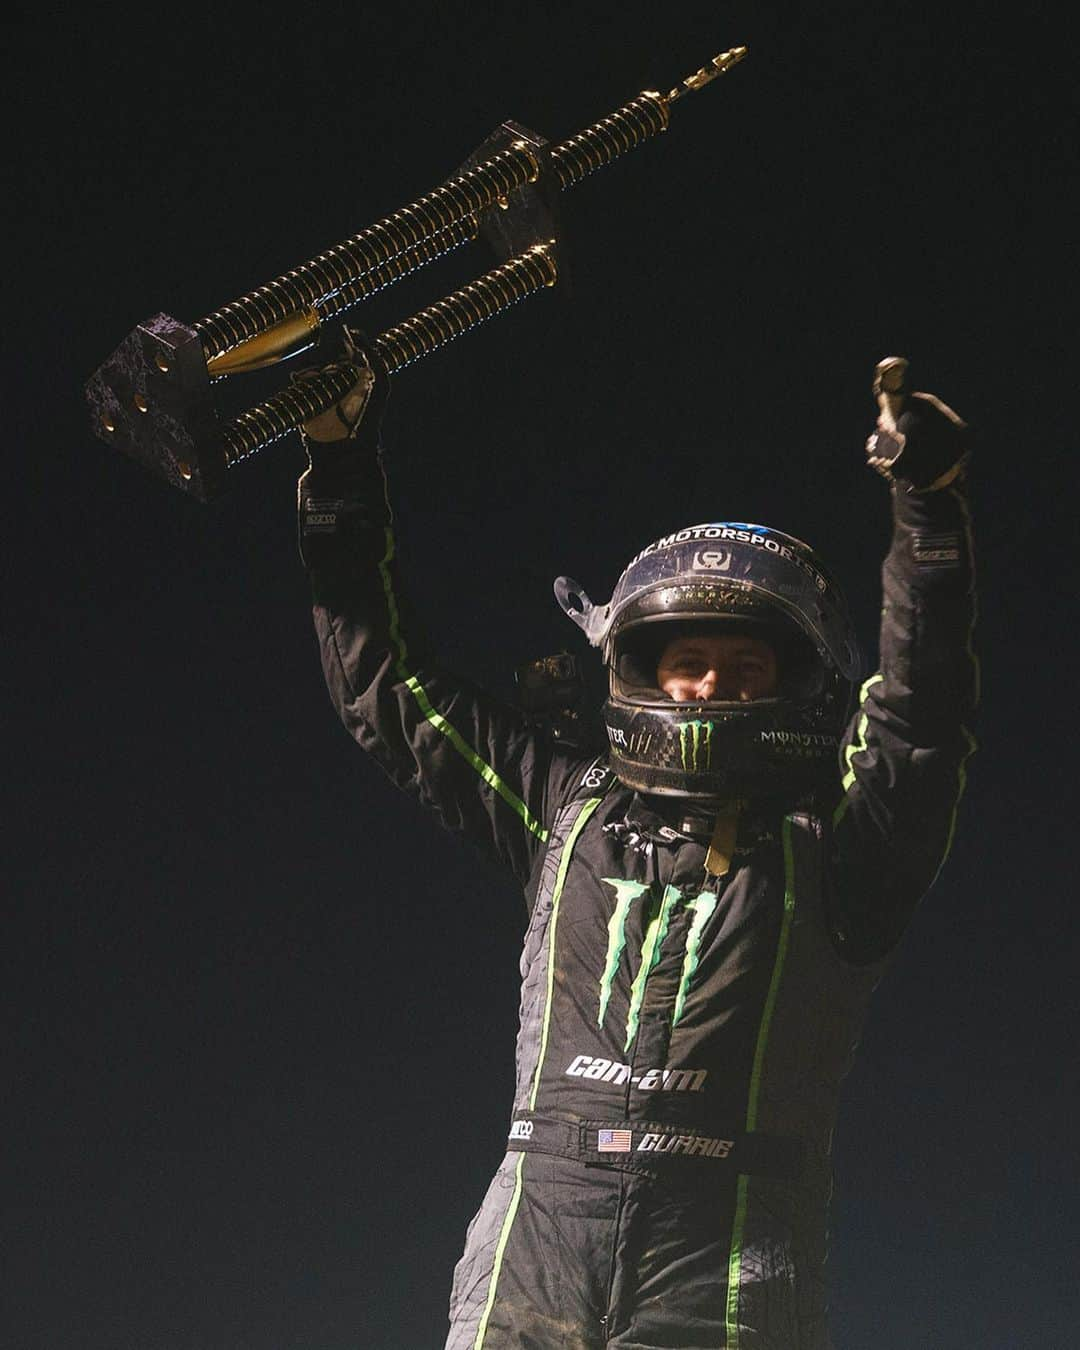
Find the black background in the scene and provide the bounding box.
[7,3,1078,1347]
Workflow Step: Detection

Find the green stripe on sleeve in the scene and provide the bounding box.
[375,520,548,843]
[724,815,798,1348]
[832,673,885,826]
[403,674,549,842]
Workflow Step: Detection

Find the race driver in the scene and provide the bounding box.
[296,343,977,1349]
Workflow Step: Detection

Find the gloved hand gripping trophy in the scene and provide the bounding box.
[295,327,391,576]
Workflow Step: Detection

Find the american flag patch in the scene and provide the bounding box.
[597,1128,632,1153]
[913,532,961,567]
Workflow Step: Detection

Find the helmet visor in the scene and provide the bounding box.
[611,615,826,706]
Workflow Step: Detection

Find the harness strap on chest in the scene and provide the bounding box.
[705,799,744,878]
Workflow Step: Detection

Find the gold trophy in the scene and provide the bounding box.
[84,48,747,501]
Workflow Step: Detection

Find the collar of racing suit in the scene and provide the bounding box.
[630,793,784,842]
[604,793,782,862]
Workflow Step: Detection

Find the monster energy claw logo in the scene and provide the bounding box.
[678,720,713,772]
[599,880,717,1052]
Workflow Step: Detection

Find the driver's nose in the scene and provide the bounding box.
[695,669,719,700]
[697,668,754,702]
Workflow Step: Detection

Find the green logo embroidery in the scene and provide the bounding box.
[677,719,714,773]
[599,880,718,1051]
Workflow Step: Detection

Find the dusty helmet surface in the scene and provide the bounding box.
[555,523,861,799]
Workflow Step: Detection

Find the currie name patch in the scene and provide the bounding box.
[637,1132,734,1157]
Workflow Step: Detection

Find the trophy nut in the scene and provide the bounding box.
[133,392,149,413]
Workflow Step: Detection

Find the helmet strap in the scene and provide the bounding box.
[704,801,744,879]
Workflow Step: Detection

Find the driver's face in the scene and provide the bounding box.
[656,633,778,703]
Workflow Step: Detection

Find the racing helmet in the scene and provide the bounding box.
[554,523,862,800]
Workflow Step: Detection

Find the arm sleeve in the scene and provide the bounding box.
[828,478,978,963]
[299,448,581,889]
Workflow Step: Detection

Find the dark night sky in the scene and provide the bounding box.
[6,4,1078,1347]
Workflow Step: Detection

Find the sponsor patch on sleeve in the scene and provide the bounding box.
[302,497,345,533]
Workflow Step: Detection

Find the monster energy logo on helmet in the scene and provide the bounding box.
[678,719,713,772]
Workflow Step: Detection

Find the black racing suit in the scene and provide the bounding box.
[299,448,977,1350]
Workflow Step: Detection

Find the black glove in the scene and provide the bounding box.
[866,356,971,491]
[293,325,390,459]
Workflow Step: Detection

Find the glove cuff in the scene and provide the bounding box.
[297,449,389,571]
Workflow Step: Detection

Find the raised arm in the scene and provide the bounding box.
[829,358,978,963]
[295,331,580,888]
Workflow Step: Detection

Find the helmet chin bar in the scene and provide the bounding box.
[601,694,844,802]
